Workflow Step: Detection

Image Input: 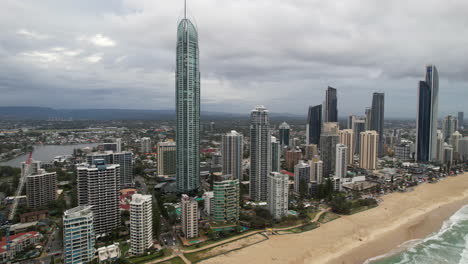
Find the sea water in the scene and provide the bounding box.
[367,205,468,264]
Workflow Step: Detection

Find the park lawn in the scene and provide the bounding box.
[285,222,320,234]
[350,204,378,215]
[159,256,185,264]
[183,230,258,250]
[128,248,172,264]
[318,212,340,224]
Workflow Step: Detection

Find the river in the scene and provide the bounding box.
[0,143,99,167]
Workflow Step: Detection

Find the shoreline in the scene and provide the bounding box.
[200,172,468,264]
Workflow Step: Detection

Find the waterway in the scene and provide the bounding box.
[0,143,99,167]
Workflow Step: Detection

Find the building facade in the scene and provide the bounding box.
[130,194,153,256]
[325,87,338,122]
[443,115,458,142]
[267,172,289,220]
[370,92,385,157]
[157,141,176,177]
[285,148,302,171]
[359,131,379,170]
[87,151,134,188]
[140,137,152,153]
[63,206,95,264]
[176,12,201,193]
[339,129,354,165]
[26,170,57,209]
[320,122,340,178]
[221,131,244,180]
[77,160,120,237]
[352,119,366,155]
[416,65,439,162]
[181,194,198,238]
[294,161,310,194]
[335,144,347,179]
[271,136,281,172]
[212,177,240,222]
[249,106,271,201]
[307,105,322,145]
[279,122,291,147]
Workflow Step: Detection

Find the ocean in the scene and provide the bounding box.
[367,204,468,264]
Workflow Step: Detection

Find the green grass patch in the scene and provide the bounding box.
[128,248,172,264]
[159,256,185,264]
[285,222,320,233]
[318,212,340,224]
[350,204,378,215]
[183,230,257,250]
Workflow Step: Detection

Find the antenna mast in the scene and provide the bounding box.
[184,0,187,19]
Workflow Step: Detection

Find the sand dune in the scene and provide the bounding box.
[201,172,468,264]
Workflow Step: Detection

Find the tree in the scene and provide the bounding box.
[152,201,161,239]
[329,194,352,215]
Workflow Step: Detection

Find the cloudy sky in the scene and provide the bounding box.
[1,0,467,118]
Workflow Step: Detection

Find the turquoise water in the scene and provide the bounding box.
[368,205,468,264]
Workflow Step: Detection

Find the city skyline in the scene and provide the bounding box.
[0,1,467,118]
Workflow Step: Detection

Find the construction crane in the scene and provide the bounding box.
[5,152,33,261]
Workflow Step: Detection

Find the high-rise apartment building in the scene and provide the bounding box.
[176,8,201,193]
[310,158,324,184]
[87,151,134,188]
[285,148,302,171]
[320,122,340,178]
[249,106,271,201]
[77,160,120,236]
[157,141,176,177]
[63,206,95,264]
[436,130,445,162]
[416,65,439,162]
[26,169,57,209]
[365,107,372,130]
[271,136,281,172]
[130,194,153,256]
[324,87,338,122]
[279,122,291,147]
[294,161,310,194]
[140,137,152,153]
[352,119,366,155]
[443,143,454,167]
[212,175,240,222]
[443,115,458,142]
[116,138,122,153]
[335,144,347,179]
[458,112,464,130]
[451,131,462,154]
[181,194,198,238]
[370,92,385,157]
[359,131,379,170]
[222,131,243,180]
[304,144,318,160]
[267,172,289,220]
[339,129,354,165]
[307,105,322,145]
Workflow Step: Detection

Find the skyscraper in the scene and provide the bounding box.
[352,119,366,155]
[304,144,318,160]
[370,92,385,157]
[285,148,302,171]
[222,131,244,180]
[442,115,458,142]
[249,106,271,201]
[339,129,354,165]
[310,158,323,184]
[360,131,379,170]
[365,108,372,130]
[451,131,462,154]
[271,136,281,172]
[130,194,153,256]
[77,160,120,236]
[458,112,464,130]
[325,87,338,122]
[157,141,176,177]
[87,151,134,188]
[348,115,357,130]
[279,122,291,147]
[306,105,322,145]
[416,65,439,162]
[320,122,340,178]
[176,4,201,193]
[436,130,445,162]
[267,172,289,220]
[63,206,95,264]
[181,194,198,238]
[335,144,347,179]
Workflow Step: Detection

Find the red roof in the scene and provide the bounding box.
[280,170,294,177]
[0,231,40,253]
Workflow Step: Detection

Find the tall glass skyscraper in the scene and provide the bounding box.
[250,106,271,201]
[176,7,200,193]
[370,92,385,157]
[307,105,322,145]
[325,86,338,122]
[416,65,439,162]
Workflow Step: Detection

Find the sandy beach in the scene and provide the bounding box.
[200,172,468,264]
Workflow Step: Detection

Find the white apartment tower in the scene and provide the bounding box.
[294,161,311,194]
[222,131,244,180]
[130,194,153,256]
[267,172,289,220]
[339,129,354,165]
[63,206,95,264]
[77,160,120,237]
[335,144,348,179]
[250,105,271,201]
[141,137,152,153]
[181,194,198,238]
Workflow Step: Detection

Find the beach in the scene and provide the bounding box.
[200,172,468,264]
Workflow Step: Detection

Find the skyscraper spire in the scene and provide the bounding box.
[184,0,187,19]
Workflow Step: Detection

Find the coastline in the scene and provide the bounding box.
[200,172,468,264]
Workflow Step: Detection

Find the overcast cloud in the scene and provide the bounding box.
[0,0,467,118]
